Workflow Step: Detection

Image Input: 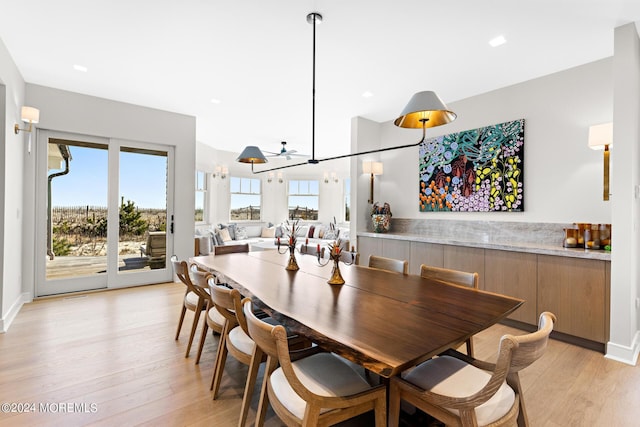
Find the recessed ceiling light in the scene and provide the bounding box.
[210,98,221,104]
[73,64,88,72]
[489,35,506,47]
[362,91,374,98]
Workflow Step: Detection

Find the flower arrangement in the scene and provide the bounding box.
[371,202,392,233]
[277,219,301,270]
[316,240,356,285]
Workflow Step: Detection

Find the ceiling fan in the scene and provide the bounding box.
[263,141,309,160]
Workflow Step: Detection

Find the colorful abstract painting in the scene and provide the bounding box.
[418,119,525,212]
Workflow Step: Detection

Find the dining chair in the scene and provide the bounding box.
[301,244,360,265]
[214,243,250,255]
[368,255,408,274]
[420,264,479,356]
[208,278,270,427]
[191,268,225,365]
[243,299,387,427]
[389,311,556,427]
[171,256,210,358]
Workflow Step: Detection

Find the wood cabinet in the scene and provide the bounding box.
[357,233,611,347]
[443,245,485,289]
[537,255,607,343]
[409,242,443,275]
[484,249,538,324]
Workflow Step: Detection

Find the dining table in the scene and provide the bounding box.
[191,249,523,378]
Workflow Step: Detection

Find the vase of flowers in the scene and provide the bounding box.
[277,220,300,271]
[371,202,392,233]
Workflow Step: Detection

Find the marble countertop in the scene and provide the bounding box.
[357,231,611,261]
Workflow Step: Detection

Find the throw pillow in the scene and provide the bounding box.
[295,226,309,238]
[275,225,284,238]
[324,229,339,240]
[235,226,248,240]
[227,223,237,240]
[214,232,225,246]
[198,236,212,255]
[261,227,275,238]
[314,226,324,239]
[218,228,232,242]
[308,225,315,238]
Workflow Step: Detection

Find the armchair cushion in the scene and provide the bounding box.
[269,352,372,419]
[404,355,515,426]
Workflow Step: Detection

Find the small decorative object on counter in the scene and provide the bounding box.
[277,220,300,271]
[563,227,578,248]
[371,202,392,233]
[316,241,356,285]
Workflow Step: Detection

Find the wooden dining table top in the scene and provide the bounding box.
[191,250,523,378]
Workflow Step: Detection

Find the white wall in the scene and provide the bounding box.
[608,23,640,364]
[371,57,613,224]
[195,144,350,227]
[22,84,196,295]
[0,37,27,332]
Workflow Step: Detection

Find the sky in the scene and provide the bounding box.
[50,144,168,209]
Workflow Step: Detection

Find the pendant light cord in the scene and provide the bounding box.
[309,13,320,164]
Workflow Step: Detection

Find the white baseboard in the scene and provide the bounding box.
[0,291,32,333]
[605,331,640,366]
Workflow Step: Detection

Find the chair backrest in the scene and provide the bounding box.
[190,268,213,302]
[420,264,479,289]
[171,257,200,294]
[146,231,166,257]
[243,299,283,361]
[214,243,250,255]
[208,279,242,325]
[368,255,408,274]
[507,311,556,373]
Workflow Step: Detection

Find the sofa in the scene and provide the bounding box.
[194,221,351,256]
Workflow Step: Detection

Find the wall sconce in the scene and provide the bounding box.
[268,172,284,184]
[14,106,40,134]
[363,161,383,204]
[588,122,613,201]
[323,171,339,184]
[212,165,227,179]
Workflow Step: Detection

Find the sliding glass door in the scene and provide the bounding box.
[36,131,174,296]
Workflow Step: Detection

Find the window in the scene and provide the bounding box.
[344,177,351,222]
[195,170,207,222]
[288,180,319,220]
[230,176,261,220]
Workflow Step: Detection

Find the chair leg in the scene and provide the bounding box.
[388,379,401,427]
[255,356,278,427]
[211,331,229,397]
[238,347,263,427]
[185,305,202,358]
[175,305,187,340]
[508,373,529,427]
[374,394,387,427]
[195,320,209,365]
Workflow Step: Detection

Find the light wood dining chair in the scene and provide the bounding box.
[389,312,556,427]
[208,278,268,427]
[420,264,479,356]
[368,255,408,274]
[191,268,225,365]
[171,256,209,358]
[243,299,387,427]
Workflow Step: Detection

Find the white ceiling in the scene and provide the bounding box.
[1,1,639,159]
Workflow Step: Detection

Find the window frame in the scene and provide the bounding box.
[195,170,207,223]
[229,175,262,221]
[287,179,319,221]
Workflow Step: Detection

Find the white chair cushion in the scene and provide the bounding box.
[228,326,255,355]
[185,291,200,307]
[270,352,372,420]
[207,307,225,327]
[404,355,515,426]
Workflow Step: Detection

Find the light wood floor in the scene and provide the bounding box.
[1,282,638,427]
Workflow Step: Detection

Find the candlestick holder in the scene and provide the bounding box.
[277,220,301,271]
[316,241,356,285]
